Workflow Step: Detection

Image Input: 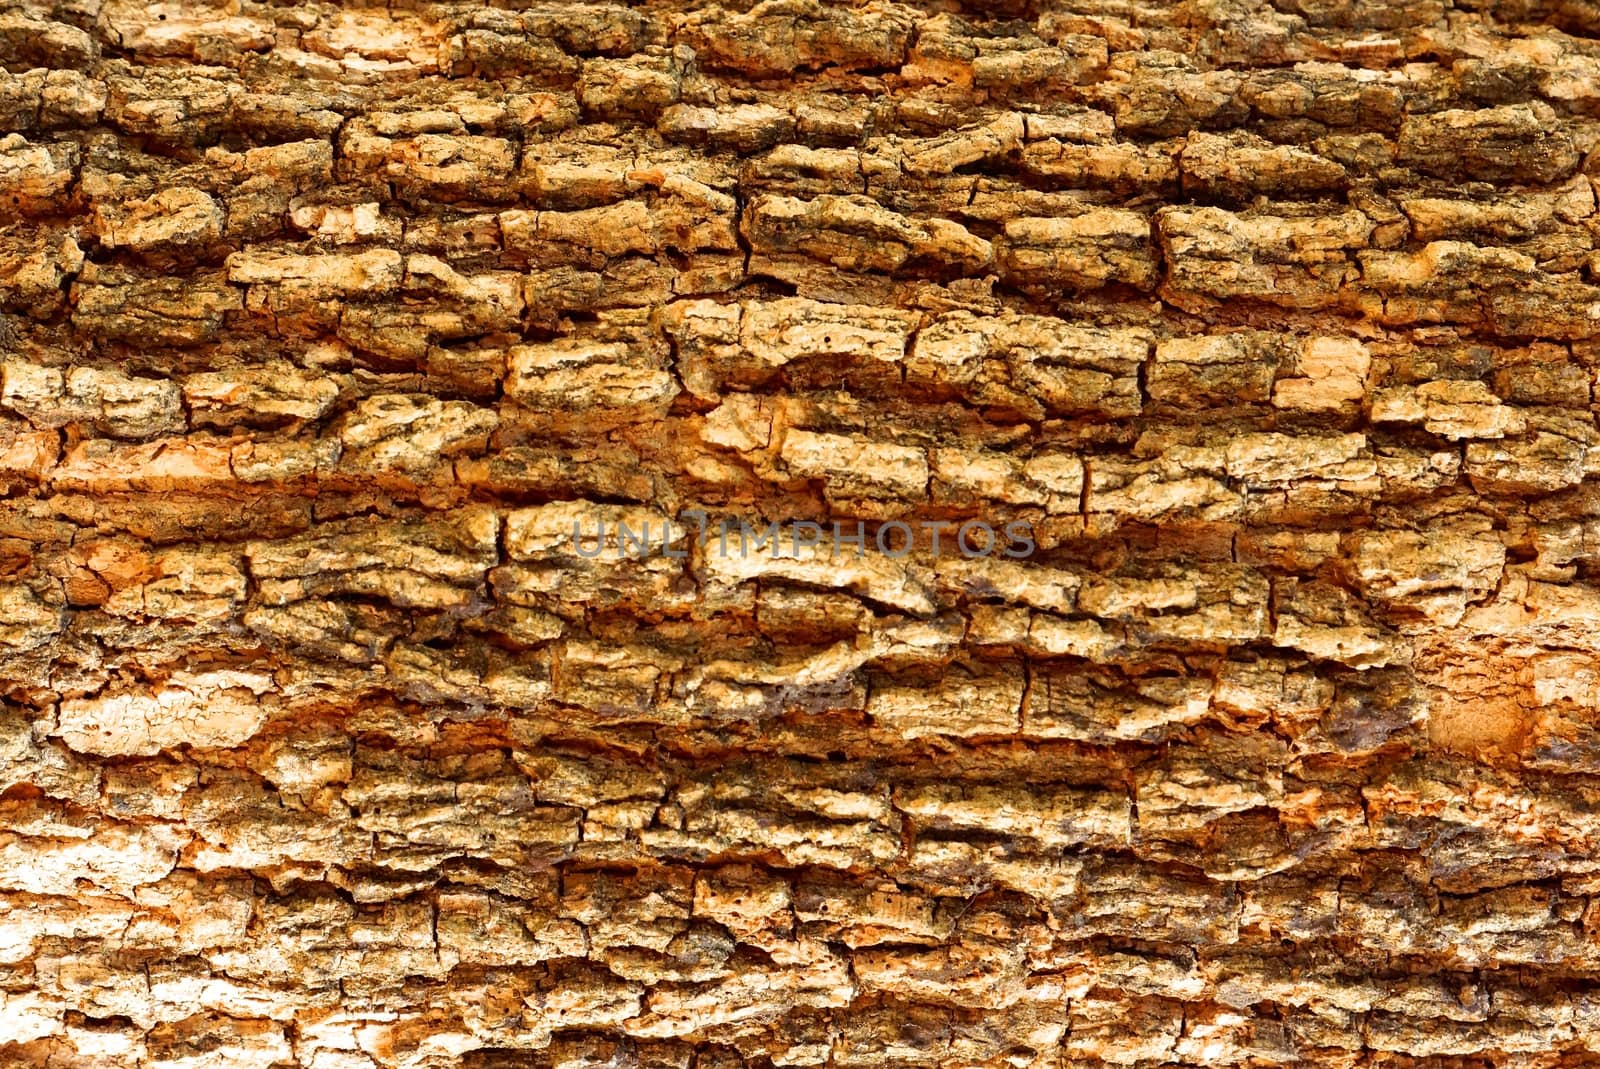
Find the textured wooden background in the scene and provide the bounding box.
[3,0,1600,1065]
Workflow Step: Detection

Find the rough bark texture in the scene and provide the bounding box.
[5,0,1600,1065]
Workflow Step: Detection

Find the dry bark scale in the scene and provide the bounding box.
[3,0,1600,1065]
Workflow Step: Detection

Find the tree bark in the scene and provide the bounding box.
[3,0,1600,1065]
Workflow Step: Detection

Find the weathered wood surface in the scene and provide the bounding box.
[4,0,1600,1065]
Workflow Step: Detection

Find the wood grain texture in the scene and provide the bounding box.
[3,0,1600,1065]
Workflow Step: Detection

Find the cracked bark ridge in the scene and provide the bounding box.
[4,0,1600,1066]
